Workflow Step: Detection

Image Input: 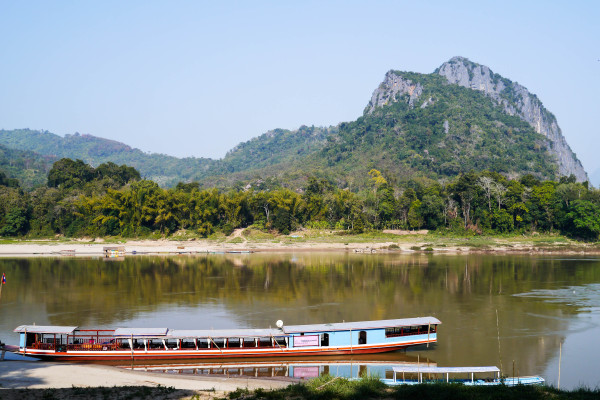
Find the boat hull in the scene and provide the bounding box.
[17,340,429,361]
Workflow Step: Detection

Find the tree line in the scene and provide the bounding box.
[0,158,598,240]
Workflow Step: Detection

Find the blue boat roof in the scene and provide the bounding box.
[282,316,441,334]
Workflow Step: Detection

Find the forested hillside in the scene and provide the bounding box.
[0,143,55,187]
[0,129,214,187]
[317,72,556,187]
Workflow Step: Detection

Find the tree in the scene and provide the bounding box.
[477,176,495,211]
[0,207,29,236]
[563,200,600,240]
[47,158,94,189]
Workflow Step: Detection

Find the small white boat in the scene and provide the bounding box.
[387,365,545,386]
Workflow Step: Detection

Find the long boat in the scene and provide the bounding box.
[13,316,440,361]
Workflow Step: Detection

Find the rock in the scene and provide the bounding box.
[436,57,587,182]
[365,71,423,113]
[365,57,588,182]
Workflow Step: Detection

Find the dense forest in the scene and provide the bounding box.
[0,158,598,240]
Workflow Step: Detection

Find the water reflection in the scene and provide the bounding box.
[0,253,599,389]
[121,354,434,382]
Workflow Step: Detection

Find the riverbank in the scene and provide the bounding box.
[0,369,597,400]
[0,357,289,398]
[0,230,598,256]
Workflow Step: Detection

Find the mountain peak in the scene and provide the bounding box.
[435,57,587,182]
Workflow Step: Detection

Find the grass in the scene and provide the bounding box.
[218,375,599,400]
[0,377,598,399]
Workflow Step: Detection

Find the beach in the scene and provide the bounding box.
[0,231,596,256]
[0,354,290,398]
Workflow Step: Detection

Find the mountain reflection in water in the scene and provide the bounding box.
[0,253,599,389]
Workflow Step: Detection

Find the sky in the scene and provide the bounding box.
[1,1,599,174]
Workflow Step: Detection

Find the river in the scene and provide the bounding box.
[0,253,598,389]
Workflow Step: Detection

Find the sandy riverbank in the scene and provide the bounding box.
[0,234,597,256]
[0,357,290,395]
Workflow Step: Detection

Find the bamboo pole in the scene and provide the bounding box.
[427,322,430,348]
[496,309,503,376]
[558,341,562,390]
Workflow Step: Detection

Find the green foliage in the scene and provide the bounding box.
[0,207,29,236]
[0,129,214,187]
[563,200,600,240]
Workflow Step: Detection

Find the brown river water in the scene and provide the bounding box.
[0,253,599,389]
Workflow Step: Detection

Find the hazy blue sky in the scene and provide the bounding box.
[1,1,599,173]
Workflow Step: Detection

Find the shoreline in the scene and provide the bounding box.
[0,358,291,395]
[0,234,599,256]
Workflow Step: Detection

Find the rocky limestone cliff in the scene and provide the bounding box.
[436,57,587,182]
[366,71,423,113]
[365,57,588,182]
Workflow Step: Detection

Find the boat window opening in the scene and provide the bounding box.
[197,339,209,348]
[181,339,195,349]
[321,333,329,346]
[243,338,255,348]
[213,339,225,348]
[258,338,272,347]
[274,337,287,347]
[359,331,367,345]
[165,340,178,349]
[228,339,241,348]
[148,340,163,350]
[26,333,36,347]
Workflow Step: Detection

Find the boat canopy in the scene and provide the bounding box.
[393,366,500,374]
[283,316,441,334]
[168,329,284,338]
[113,328,169,337]
[14,325,78,335]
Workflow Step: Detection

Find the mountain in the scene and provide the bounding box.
[0,143,55,187]
[435,57,587,181]
[0,129,215,186]
[0,57,587,189]
[323,70,556,186]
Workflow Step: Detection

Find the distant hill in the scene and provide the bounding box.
[0,129,214,187]
[0,57,587,189]
[0,143,55,187]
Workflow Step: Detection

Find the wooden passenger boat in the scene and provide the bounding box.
[13,317,440,361]
[388,365,545,386]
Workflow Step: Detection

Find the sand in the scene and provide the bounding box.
[0,238,400,257]
[0,358,290,393]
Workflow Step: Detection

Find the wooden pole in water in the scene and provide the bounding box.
[427,322,430,348]
[558,341,562,390]
[496,309,503,376]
